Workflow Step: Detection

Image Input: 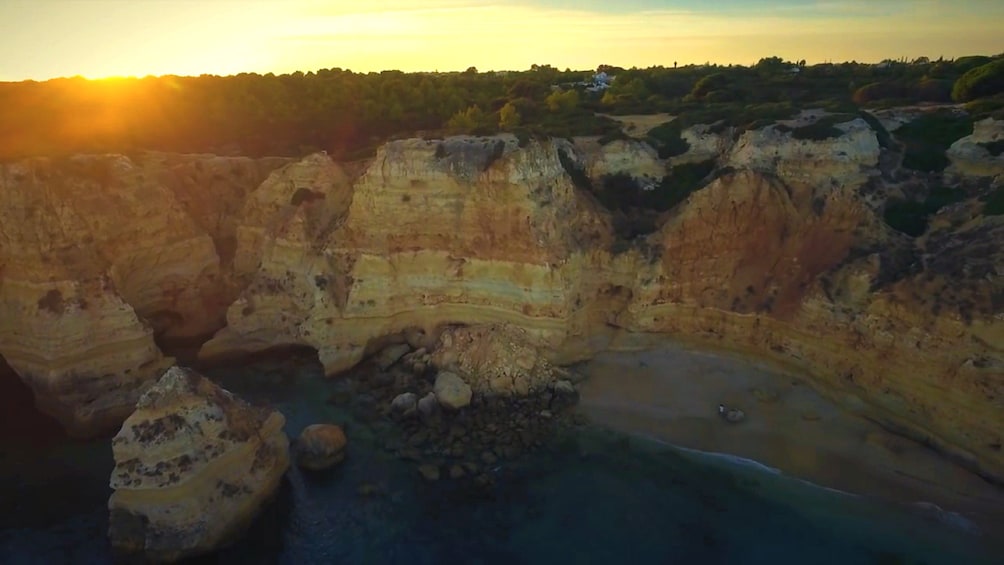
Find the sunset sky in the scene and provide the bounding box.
[1,0,1002,81]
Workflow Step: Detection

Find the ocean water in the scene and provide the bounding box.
[1,354,1001,565]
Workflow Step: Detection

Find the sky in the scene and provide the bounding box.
[0,0,1002,81]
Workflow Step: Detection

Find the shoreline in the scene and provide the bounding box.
[575,340,1004,538]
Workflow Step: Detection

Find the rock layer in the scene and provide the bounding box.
[0,153,286,435]
[108,366,289,562]
[2,117,1001,482]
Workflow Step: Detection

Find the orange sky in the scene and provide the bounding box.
[0,0,1002,80]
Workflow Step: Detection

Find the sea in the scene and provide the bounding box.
[1,353,1001,565]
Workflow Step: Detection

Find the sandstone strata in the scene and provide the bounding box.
[0,154,285,435]
[2,115,1001,482]
[108,366,289,562]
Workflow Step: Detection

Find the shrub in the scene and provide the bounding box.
[858,110,893,149]
[853,82,906,104]
[952,59,1004,102]
[646,121,690,158]
[883,185,966,236]
[894,110,973,172]
[690,73,729,99]
[789,114,854,141]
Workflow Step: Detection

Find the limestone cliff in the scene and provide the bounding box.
[0,154,286,435]
[108,366,289,561]
[201,136,619,373]
[1,114,1001,484]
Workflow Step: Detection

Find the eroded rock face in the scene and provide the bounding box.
[3,119,1002,482]
[947,118,1004,180]
[431,324,557,396]
[0,153,287,436]
[108,366,289,562]
[201,138,617,373]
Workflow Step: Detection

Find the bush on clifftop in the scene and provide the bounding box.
[952,59,1004,102]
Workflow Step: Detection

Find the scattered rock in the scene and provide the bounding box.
[296,424,348,470]
[417,392,439,419]
[433,371,473,410]
[723,408,746,423]
[108,366,289,563]
[449,464,466,479]
[376,344,412,371]
[391,392,418,416]
[550,379,579,408]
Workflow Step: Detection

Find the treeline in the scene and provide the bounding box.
[1,56,1002,161]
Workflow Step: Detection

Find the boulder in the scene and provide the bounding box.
[390,392,418,416]
[296,424,348,470]
[551,379,579,407]
[417,392,439,419]
[433,371,473,410]
[108,366,289,562]
[376,343,411,371]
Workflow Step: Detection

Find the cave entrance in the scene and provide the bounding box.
[0,352,67,446]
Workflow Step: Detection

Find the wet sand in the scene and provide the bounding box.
[576,339,1004,535]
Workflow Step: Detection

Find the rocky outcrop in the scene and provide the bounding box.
[200,137,617,373]
[430,324,557,396]
[0,154,286,436]
[108,366,289,562]
[947,118,1004,180]
[583,138,664,185]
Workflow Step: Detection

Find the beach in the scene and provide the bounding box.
[577,338,1004,536]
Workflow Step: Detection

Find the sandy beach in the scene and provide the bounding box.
[576,338,1004,536]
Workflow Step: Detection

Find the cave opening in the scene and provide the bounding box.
[0,352,67,445]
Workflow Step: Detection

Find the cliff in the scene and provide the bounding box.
[1,116,1001,482]
[0,154,287,435]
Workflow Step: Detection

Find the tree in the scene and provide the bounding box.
[499,102,521,130]
[545,89,579,113]
[446,105,491,133]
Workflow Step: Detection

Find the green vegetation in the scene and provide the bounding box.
[0,54,1001,161]
[952,59,1004,102]
[857,110,894,149]
[883,185,966,236]
[780,113,855,141]
[893,109,973,172]
[645,121,690,158]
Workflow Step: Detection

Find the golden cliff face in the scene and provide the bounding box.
[0,154,286,435]
[201,137,619,373]
[0,120,1000,483]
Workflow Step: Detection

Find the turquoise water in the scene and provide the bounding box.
[1,354,1001,564]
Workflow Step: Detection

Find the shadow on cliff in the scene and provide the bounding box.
[0,353,67,447]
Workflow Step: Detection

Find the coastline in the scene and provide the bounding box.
[575,339,1004,538]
